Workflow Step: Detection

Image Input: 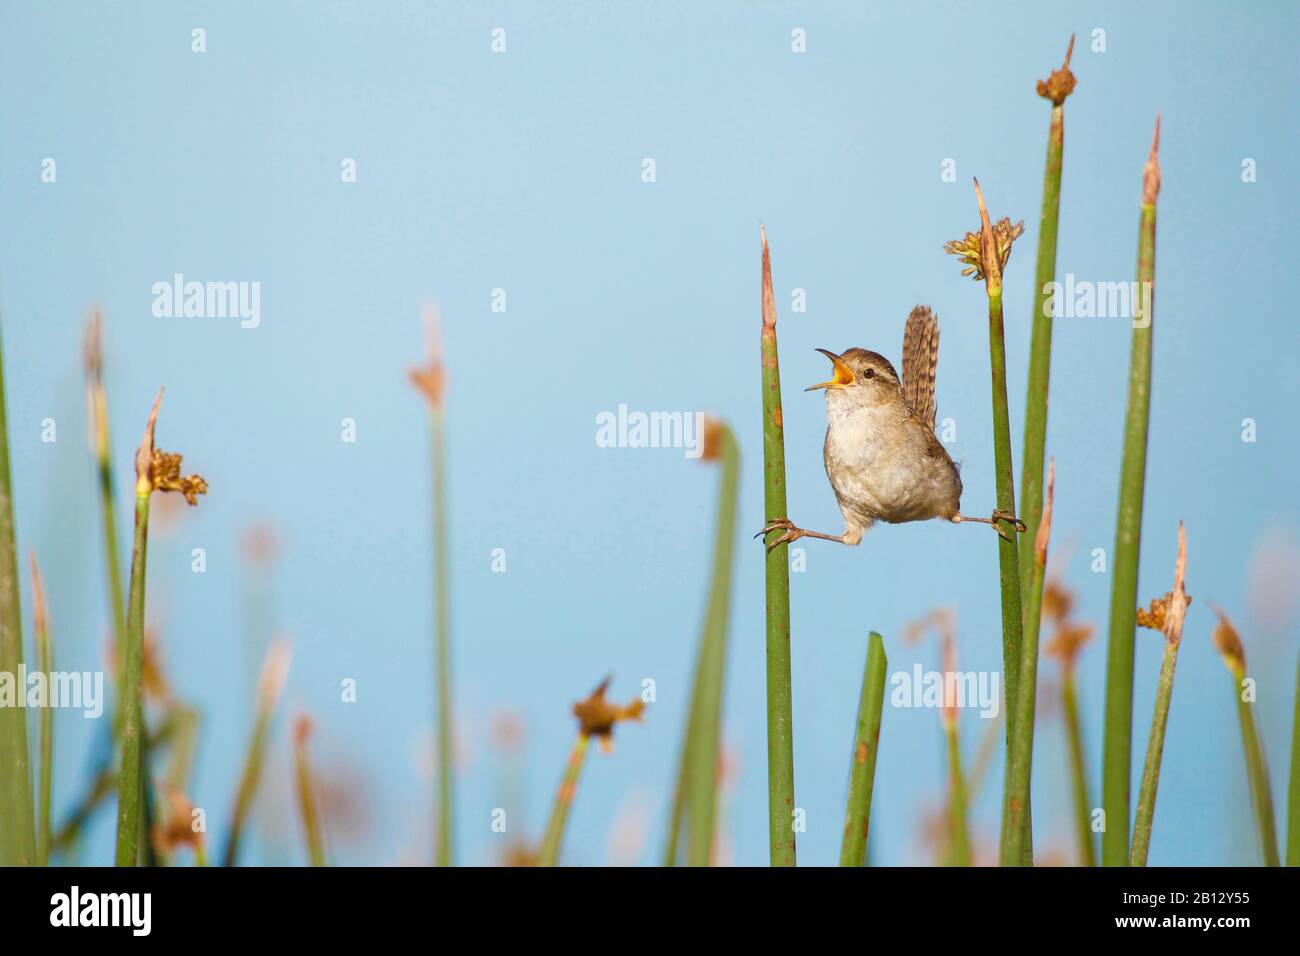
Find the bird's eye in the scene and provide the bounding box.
[862,368,875,380]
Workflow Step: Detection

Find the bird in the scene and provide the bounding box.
[758,305,1024,552]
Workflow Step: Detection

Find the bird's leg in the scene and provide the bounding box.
[755,517,861,554]
[952,510,1029,543]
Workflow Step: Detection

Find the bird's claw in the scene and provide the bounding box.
[756,517,803,554]
[990,510,1028,542]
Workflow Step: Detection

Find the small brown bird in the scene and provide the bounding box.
[759,306,1023,552]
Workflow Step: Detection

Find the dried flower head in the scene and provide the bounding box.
[409,305,446,409]
[1138,523,1190,645]
[1137,592,1194,634]
[1036,34,1077,105]
[151,785,204,858]
[151,449,208,505]
[1042,579,1075,624]
[1211,606,1246,675]
[700,416,724,462]
[572,677,645,754]
[944,217,1024,282]
[1045,622,1094,670]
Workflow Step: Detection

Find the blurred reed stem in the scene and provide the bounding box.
[114,391,161,866]
[537,734,589,867]
[0,323,36,866]
[757,225,797,867]
[1102,118,1160,866]
[1288,655,1300,866]
[1060,669,1095,866]
[1130,524,1188,866]
[664,421,739,867]
[944,721,971,867]
[1233,675,1280,866]
[31,554,53,866]
[222,639,291,866]
[1000,460,1054,865]
[411,310,454,867]
[294,716,327,867]
[839,632,887,867]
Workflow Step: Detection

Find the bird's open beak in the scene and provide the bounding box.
[805,349,855,391]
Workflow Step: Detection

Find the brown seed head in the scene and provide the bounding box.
[1036,34,1077,105]
[409,305,447,409]
[1143,115,1161,206]
[1045,622,1094,671]
[944,185,1023,287]
[700,416,724,462]
[151,449,208,505]
[151,785,204,857]
[572,677,645,754]
[1042,578,1074,625]
[1211,606,1246,675]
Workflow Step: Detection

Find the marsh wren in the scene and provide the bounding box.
[758,306,1024,552]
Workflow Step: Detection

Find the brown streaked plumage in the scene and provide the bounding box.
[758,305,1025,551]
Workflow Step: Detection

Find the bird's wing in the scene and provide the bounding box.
[901,305,939,431]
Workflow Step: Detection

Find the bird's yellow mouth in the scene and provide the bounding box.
[805,349,855,391]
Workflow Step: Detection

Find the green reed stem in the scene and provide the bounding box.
[0,325,36,866]
[1287,654,1300,866]
[1061,671,1095,866]
[1020,37,1074,655]
[1101,121,1160,866]
[681,424,740,867]
[114,483,151,866]
[1130,641,1179,865]
[537,734,589,867]
[839,632,887,867]
[944,719,972,867]
[431,408,454,868]
[1000,462,1052,865]
[758,225,796,867]
[1228,663,1280,866]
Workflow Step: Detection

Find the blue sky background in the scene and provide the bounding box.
[1,1,1297,866]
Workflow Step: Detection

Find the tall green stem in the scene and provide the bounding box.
[537,734,589,867]
[432,409,454,867]
[0,326,36,866]
[1020,37,1075,642]
[1130,525,1188,867]
[114,483,151,866]
[683,424,739,867]
[839,633,887,867]
[1101,120,1160,866]
[1060,672,1095,866]
[758,225,796,866]
[1000,461,1053,865]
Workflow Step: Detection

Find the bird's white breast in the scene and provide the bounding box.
[823,398,957,525]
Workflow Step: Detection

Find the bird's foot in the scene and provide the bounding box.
[755,517,807,554]
[953,510,1028,542]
